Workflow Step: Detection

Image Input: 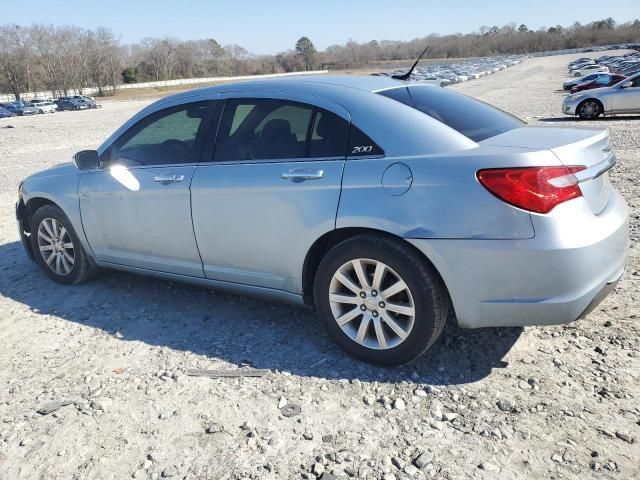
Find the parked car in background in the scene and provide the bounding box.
[16,76,628,365]
[56,98,89,111]
[563,72,640,119]
[64,95,98,108]
[621,65,640,77]
[569,60,594,69]
[572,64,609,77]
[563,72,608,90]
[0,106,16,118]
[30,100,57,114]
[4,102,38,116]
[570,74,627,93]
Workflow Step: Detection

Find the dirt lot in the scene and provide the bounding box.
[0,53,638,480]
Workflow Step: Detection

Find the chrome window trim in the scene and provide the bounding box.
[196,156,345,167]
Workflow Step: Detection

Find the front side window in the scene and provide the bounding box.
[595,76,610,85]
[109,101,209,166]
[378,86,525,142]
[214,98,349,161]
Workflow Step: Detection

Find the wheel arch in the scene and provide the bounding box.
[577,97,604,116]
[20,196,61,234]
[301,227,453,314]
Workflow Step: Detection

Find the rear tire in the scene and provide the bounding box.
[577,100,602,120]
[30,204,96,285]
[313,235,448,366]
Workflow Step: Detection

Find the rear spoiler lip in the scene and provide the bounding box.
[573,153,616,184]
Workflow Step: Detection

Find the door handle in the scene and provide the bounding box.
[281,169,324,181]
[153,174,185,184]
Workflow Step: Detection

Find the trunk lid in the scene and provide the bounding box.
[481,126,615,214]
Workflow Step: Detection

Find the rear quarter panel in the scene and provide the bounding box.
[336,147,561,240]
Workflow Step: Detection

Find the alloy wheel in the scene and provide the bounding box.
[580,101,599,119]
[328,258,415,350]
[37,217,75,276]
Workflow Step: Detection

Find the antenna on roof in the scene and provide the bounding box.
[391,46,430,81]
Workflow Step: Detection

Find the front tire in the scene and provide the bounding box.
[314,235,448,366]
[577,100,602,120]
[30,204,96,285]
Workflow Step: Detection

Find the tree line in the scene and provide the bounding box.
[1,17,638,99]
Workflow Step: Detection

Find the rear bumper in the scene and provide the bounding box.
[407,191,629,328]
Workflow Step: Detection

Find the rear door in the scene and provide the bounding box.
[190,93,350,292]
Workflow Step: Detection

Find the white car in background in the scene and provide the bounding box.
[563,72,640,119]
[572,65,609,77]
[31,101,57,114]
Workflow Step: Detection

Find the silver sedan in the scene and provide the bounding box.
[563,72,640,119]
[17,75,629,365]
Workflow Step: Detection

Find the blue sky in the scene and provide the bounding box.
[3,0,637,54]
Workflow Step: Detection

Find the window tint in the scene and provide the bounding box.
[309,110,349,158]
[214,99,350,161]
[110,102,209,166]
[378,86,524,142]
[215,99,311,161]
[595,76,610,85]
[348,125,384,156]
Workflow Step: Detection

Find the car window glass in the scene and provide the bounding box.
[110,102,209,167]
[214,99,315,161]
[308,110,349,158]
[595,76,609,84]
[256,104,312,142]
[379,86,524,142]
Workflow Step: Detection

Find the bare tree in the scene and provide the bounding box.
[0,25,37,99]
[1,18,639,99]
[140,37,176,81]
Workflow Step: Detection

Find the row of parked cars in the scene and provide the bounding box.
[566,51,640,79]
[377,55,526,86]
[0,96,98,118]
[562,50,640,119]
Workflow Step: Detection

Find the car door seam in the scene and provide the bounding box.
[189,166,207,278]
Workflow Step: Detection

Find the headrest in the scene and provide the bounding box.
[261,119,292,138]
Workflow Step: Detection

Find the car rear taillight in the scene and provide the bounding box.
[477,166,586,214]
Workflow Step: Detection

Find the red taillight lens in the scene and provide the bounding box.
[477,166,586,214]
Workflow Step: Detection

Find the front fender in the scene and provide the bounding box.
[20,173,96,260]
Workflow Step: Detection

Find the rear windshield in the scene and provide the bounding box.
[378,86,524,142]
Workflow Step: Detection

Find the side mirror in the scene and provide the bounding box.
[621,81,633,88]
[73,150,100,170]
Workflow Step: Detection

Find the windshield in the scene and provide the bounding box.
[378,85,525,142]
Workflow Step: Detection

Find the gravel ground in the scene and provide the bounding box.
[0,53,639,480]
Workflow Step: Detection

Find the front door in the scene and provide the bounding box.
[79,101,213,277]
[191,95,351,292]
[611,76,640,112]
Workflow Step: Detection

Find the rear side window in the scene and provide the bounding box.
[309,110,349,158]
[214,98,350,161]
[378,86,524,142]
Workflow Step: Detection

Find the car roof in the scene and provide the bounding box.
[166,74,412,102]
[100,74,477,158]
